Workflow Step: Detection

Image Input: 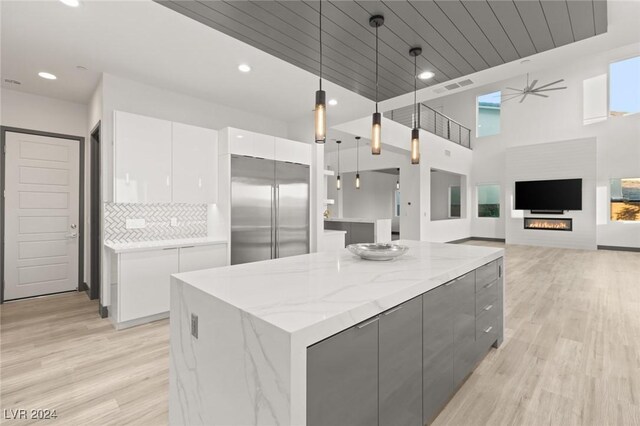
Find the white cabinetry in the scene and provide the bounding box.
[119,248,179,322]
[114,111,218,204]
[114,111,172,203]
[111,242,227,328]
[172,123,218,204]
[275,137,311,165]
[219,128,311,165]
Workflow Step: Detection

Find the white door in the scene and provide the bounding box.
[4,132,80,300]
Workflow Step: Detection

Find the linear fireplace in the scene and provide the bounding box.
[524,217,572,231]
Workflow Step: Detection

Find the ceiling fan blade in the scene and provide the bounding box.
[534,79,565,90]
[530,92,549,98]
[505,87,524,92]
[519,93,528,103]
[527,79,539,91]
[534,87,567,92]
[502,93,524,101]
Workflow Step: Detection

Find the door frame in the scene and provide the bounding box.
[0,126,85,303]
[89,121,101,302]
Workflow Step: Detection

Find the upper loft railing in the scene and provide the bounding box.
[384,103,472,149]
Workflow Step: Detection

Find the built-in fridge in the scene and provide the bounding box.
[231,155,310,265]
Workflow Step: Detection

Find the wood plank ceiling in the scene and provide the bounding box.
[156,0,607,101]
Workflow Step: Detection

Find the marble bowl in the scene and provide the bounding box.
[347,243,409,261]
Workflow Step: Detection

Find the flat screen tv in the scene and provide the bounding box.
[515,179,582,211]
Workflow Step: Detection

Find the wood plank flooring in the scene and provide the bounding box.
[1,243,639,425]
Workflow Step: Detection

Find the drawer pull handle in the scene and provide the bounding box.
[357,317,379,329]
[181,246,195,249]
[483,304,493,311]
[383,306,403,316]
[484,281,495,289]
[483,326,493,334]
[162,247,178,251]
[445,281,455,286]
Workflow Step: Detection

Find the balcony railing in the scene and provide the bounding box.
[384,103,472,149]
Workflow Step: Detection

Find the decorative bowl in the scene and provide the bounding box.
[347,243,409,261]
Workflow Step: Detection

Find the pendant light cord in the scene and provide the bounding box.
[337,142,340,174]
[319,0,323,90]
[414,54,417,129]
[375,24,379,113]
[356,138,360,173]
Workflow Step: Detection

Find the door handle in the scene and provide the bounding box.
[383,305,403,316]
[67,232,78,239]
[483,326,493,334]
[356,317,379,329]
[483,304,493,311]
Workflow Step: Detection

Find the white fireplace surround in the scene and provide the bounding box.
[506,138,597,250]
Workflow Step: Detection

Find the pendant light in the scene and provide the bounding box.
[396,168,400,189]
[355,136,361,189]
[314,0,326,144]
[409,47,422,165]
[336,140,342,190]
[369,15,384,155]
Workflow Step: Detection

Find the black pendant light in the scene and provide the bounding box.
[369,15,384,155]
[314,0,326,143]
[409,47,422,165]
[355,136,361,189]
[396,168,400,189]
[336,140,342,190]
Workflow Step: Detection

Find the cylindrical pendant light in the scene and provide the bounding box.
[355,136,361,189]
[409,47,422,165]
[314,0,326,143]
[396,168,400,189]
[336,140,342,190]
[369,15,384,155]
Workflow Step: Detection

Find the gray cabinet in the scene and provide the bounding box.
[323,221,374,246]
[423,282,454,425]
[307,317,379,426]
[379,297,423,426]
[452,271,477,387]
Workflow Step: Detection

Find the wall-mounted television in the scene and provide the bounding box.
[515,179,582,211]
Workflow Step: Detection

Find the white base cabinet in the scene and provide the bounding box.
[110,243,227,329]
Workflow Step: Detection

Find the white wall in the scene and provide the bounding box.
[340,171,398,226]
[426,43,640,248]
[1,88,92,286]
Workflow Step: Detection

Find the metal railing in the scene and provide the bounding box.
[384,103,472,149]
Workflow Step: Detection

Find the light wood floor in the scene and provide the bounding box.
[1,243,639,425]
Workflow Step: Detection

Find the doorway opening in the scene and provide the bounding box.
[89,122,101,303]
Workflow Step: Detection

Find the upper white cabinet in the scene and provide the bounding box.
[220,128,311,165]
[114,111,218,204]
[114,111,172,203]
[172,123,218,204]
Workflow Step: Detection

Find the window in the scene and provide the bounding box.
[449,186,461,218]
[610,56,640,116]
[394,190,401,217]
[610,178,640,221]
[477,91,501,137]
[477,184,500,218]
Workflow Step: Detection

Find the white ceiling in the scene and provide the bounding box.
[0,0,373,124]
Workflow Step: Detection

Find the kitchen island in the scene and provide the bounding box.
[169,241,504,426]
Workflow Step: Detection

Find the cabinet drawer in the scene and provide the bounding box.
[476,303,500,347]
[475,260,498,291]
[475,279,499,316]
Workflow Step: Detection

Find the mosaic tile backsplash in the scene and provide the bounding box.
[104,202,207,243]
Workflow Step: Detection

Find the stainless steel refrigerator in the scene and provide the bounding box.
[231,155,310,265]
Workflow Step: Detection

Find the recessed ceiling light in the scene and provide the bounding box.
[236,135,244,139]
[59,0,80,7]
[418,71,435,80]
[38,72,57,80]
[328,99,338,106]
[238,64,251,73]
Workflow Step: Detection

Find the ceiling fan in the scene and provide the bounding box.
[502,74,567,103]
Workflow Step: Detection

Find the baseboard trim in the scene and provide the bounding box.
[99,304,108,318]
[597,245,640,253]
[448,237,506,244]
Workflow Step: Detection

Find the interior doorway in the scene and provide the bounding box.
[1,127,84,302]
[89,122,101,302]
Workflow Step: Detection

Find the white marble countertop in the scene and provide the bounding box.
[172,241,503,344]
[324,217,389,223]
[104,237,227,254]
